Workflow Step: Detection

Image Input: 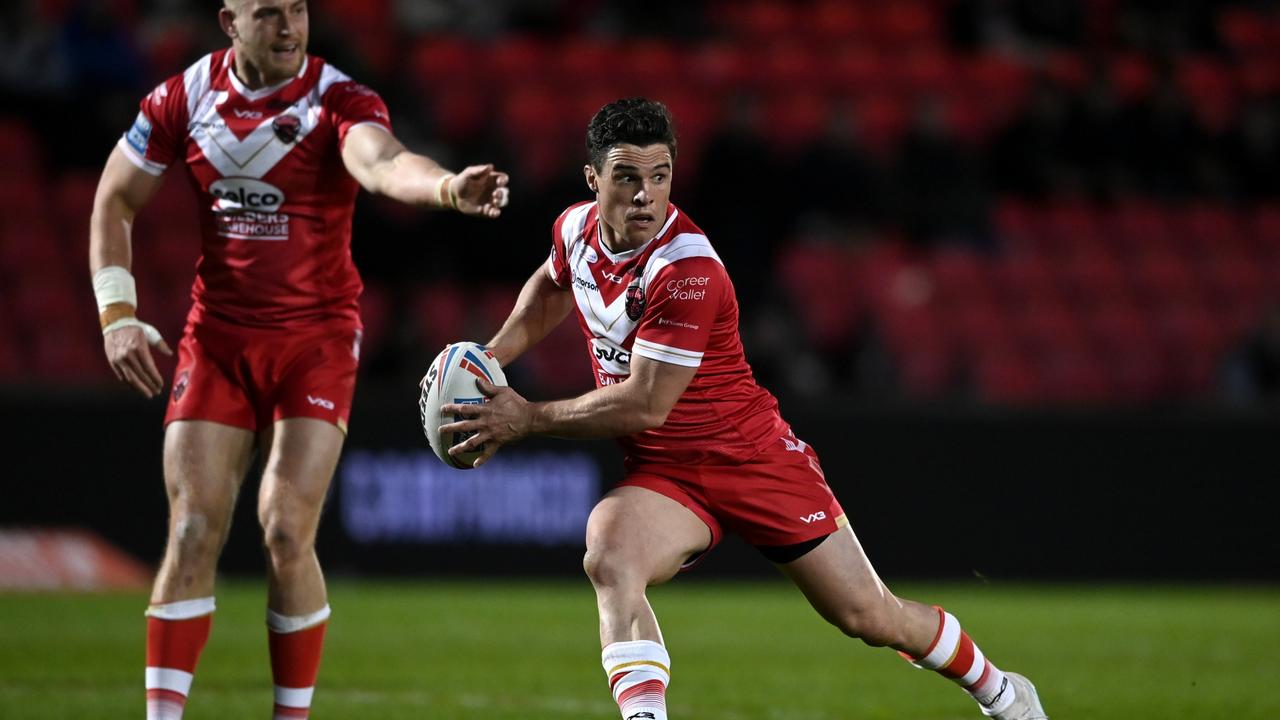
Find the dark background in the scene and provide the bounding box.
[2,0,1279,581]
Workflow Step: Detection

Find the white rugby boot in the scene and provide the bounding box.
[981,672,1047,719]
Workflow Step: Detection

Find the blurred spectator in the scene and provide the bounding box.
[1220,303,1280,405]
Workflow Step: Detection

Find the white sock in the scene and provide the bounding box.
[602,640,670,720]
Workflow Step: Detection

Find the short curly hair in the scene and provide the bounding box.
[586,97,678,171]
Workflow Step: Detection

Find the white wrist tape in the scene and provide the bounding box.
[92,265,138,312]
[102,317,164,346]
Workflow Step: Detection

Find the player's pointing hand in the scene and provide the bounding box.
[451,164,510,219]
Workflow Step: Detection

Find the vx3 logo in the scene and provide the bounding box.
[799,511,827,524]
[232,108,263,119]
[307,395,335,410]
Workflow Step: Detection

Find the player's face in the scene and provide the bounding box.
[222,0,309,86]
[587,144,673,252]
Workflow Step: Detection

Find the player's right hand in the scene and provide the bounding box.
[103,323,172,399]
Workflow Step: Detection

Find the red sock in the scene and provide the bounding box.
[267,605,331,720]
[145,597,215,720]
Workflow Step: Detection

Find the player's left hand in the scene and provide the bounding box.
[451,164,510,219]
[440,378,529,467]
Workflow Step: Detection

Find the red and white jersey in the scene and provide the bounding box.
[547,201,790,466]
[119,49,392,328]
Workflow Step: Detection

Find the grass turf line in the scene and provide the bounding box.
[1,580,1277,719]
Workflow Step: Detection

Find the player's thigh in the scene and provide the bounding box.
[776,525,898,621]
[586,485,713,586]
[162,419,257,523]
[256,417,346,530]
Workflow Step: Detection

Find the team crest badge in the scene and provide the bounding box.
[625,283,646,321]
[172,370,190,403]
[272,114,301,143]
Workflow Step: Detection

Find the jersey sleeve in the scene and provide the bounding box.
[546,206,579,288]
[324,80,392,147]
[118,76,186,176]
[632,257,726,368]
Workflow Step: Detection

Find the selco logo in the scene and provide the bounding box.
[209,178,285,212]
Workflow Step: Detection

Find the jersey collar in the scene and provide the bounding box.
[225,49,309,101]
[596,205,681,264]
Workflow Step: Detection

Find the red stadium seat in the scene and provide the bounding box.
[778,240,864,351]
[524,318,594,396]
[800,1,870,47]
[1041,201,1103,258]
[854,93,908,154]
[972,345,1040,404]
[964,55,1029,126]
[1218,9,1271,55]
[1132,252,1202,307]
[485,37,551,92]
[897,49,951,97]
[872,3,939,49]
[1108,201,1173,256]
[409,37,478,94]
[688,42,751,90]
[761,91,830,153]
[411,283,468,355]
[1203,253,1267,313]
[750,42,822,92]
[714,0,798,41]
[993,254,1063,306]
[1110,55,1156,102]
[823,46,887,97]
[1059,249,1131,310]
[1037,347,1111,405]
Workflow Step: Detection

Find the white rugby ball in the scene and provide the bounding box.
[418,341,507,469]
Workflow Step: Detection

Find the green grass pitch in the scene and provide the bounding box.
[2,580,1277,719]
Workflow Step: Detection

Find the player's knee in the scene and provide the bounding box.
[828,603,902,647]
[170,511,220,560]
[259,512,314,566]
[582,546,644,591]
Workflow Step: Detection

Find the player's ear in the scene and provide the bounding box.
[218,7,238,39]
[584,164,598,194]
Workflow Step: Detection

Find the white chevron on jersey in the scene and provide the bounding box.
[557,204,722,372]
[183,54,351,179]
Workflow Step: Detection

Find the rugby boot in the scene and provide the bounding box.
[982,672,1047,719]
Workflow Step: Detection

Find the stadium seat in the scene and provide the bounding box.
[411,284,467,355]
[409,37,477,94]
[993,254,1063,305]
[972,344,1040,404]
[1059,249,1130,310]
[356,283,393,364]
[484,37,551,91]
[823,46,886,97]
[688,42,752,90]
[1218,8,1271,55]
[714,0,798,41]
[1131,252,1202,307]
[800,1,869,47]
[778,240,864,351]
[762,91,830,153]
[1037,347,1111,404]
[1110,54,1155,102]
[872,3,939,49]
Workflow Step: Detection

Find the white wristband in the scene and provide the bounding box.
[102,317,164,347]
[92,266,138,312]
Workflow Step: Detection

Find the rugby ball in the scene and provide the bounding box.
[418,342,507,469]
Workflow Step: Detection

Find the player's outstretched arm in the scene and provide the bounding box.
[485,266,575,367]
[340,125,509,217]
[89,146,172,399]
[441,355,696,467]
